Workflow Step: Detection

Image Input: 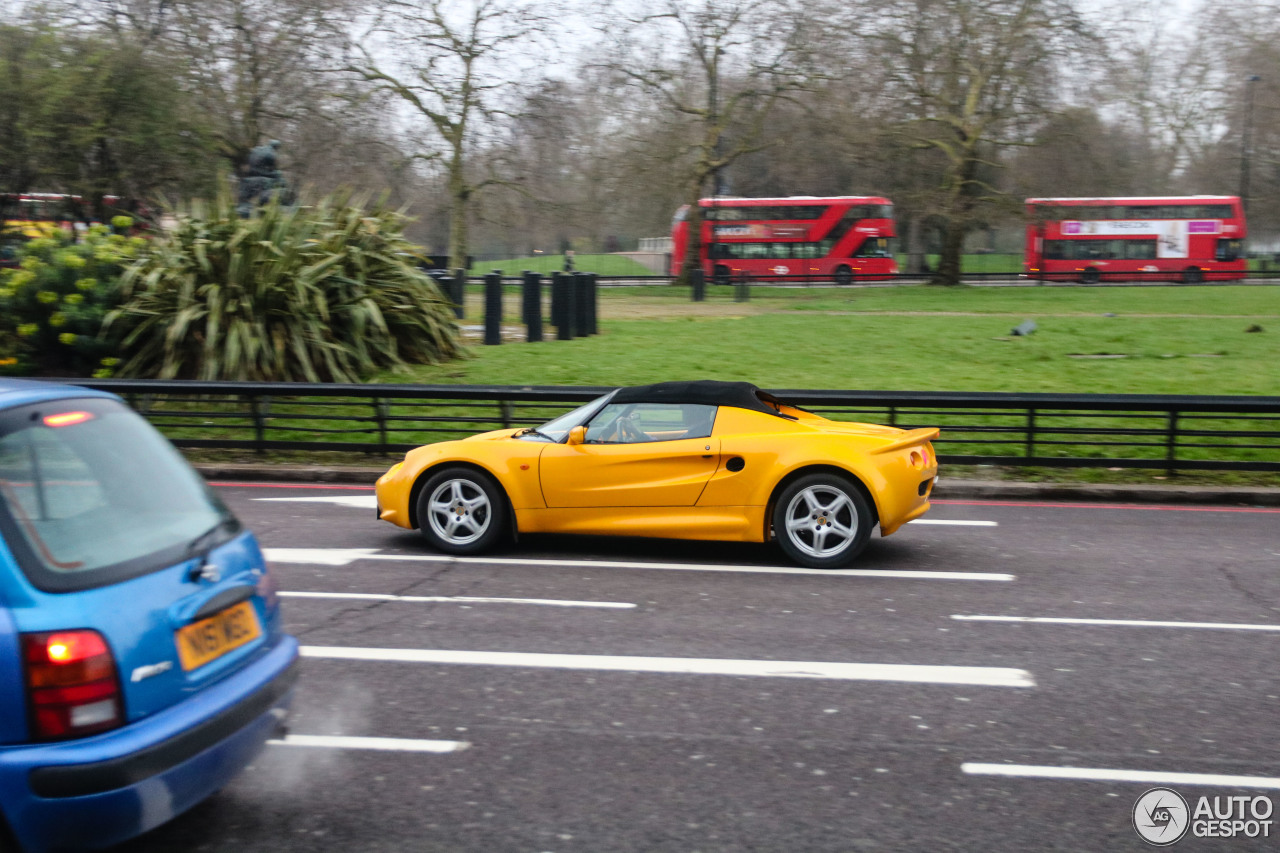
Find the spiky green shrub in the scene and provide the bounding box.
[0,226,140,376]
[106,194,462,382]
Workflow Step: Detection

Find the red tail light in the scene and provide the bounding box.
[22,630,123,740]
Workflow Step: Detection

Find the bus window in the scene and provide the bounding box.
[854,238,892,258]
[1216,239,1241,262]
[1124,241,1157,260]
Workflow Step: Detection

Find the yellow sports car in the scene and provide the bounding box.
[375,381,939,569]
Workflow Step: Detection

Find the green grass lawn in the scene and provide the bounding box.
[153,283,1279,483]
[467,253,1028,276]
[392,284,1280,396]
[468,254,656,276]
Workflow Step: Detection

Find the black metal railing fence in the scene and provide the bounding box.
[45,379,1280,475]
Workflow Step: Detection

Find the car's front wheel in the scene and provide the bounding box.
[772,473,873,569]
[417,466,508,555]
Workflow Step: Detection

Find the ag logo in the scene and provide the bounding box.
[1133,787,1190,846]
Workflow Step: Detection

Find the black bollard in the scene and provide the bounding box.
[522,271,543,343]
[586,272,599,335]
[552,271,573,340]
[573,273,590,338]
[735,271,750,302]
[451,268,466,319]
[549,271,563,330]
[483,271,502,345]
[691,268,706,302]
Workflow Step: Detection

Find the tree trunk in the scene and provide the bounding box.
[447,152,469,272]
[675,173,710,287]
[904,215,928,275]
[930,146,979,286]
[931,222,965,286]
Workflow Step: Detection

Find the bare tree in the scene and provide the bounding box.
[158,0,352,173]
[1198,0,1280,240]
[600,0,814,284]
[853,0,1089,285]
[348,0,553,270]
[1100,0,1224,194]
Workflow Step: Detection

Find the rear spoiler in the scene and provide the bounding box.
[869,427,940,455]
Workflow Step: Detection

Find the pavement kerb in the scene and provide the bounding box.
[194,463,1280,508]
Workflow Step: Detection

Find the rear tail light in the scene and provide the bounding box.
[22,630,123,740]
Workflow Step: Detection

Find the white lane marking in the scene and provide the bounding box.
[264,548,1013,582]
[256,496,380,509]
[909,519,998,527]
[267,548,383,565]
[269,734,469,753]
[301,646,1035,687]
[280,590,636,609]
[962,763,1280,789]
[953,615,1280,632]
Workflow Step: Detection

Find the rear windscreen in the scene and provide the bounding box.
[0,396,240,592]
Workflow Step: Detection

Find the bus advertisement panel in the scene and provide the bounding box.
[1025,196,1247,283]
[671,196,897,284]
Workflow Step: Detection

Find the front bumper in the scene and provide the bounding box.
[0,636,298,853]
[375,462,414,528]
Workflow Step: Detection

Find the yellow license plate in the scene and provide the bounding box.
[176,600,262,671]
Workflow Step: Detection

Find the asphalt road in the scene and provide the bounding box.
[116,483,1280,852]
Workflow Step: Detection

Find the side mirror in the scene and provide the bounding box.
[567,425,587,446]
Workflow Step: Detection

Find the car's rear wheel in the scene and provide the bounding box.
[417,466,508,555]
[772,473,873,569]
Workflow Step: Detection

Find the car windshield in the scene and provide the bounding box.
[522,392,616,442]
[0,396,238,592]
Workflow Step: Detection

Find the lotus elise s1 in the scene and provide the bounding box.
[375,381,939,569]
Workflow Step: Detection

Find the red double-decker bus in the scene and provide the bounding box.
[1025,196,1247,283]
[670,196,898,284]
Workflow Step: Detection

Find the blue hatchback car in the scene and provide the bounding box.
[0,379,298,852]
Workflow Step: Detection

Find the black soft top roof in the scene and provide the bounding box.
[611,380,789,416]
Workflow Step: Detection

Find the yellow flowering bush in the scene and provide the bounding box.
[0,222,140,374]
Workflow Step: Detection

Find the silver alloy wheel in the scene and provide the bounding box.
[426,478,492,546]
[782,483,858,559]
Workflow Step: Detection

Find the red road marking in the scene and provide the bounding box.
[208,481,376,491]
[932,499,1280,514]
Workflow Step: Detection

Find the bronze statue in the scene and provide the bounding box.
[237,140,293,217]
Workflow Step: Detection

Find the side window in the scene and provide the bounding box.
[585,403,717,444]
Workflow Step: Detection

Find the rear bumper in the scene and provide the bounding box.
[877,469,939,536]
[0,636,298,853]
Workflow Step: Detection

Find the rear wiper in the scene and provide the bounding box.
[185,515,240,557]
